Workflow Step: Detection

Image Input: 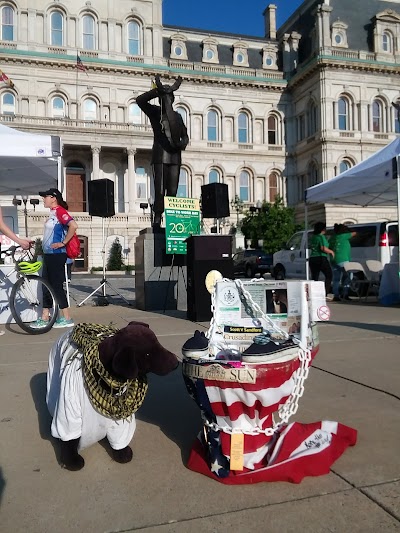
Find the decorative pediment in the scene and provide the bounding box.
[170,33,188,61]
[202,37,219,64]
[374,9,400,23]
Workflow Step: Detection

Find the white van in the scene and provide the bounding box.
[272,222,398,280]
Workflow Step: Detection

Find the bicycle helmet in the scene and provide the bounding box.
[17,261,42,274]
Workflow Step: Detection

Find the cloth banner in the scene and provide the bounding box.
[183,347,357,484]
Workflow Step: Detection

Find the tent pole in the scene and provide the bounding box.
[396,156,400,290]
[304,194,309,280]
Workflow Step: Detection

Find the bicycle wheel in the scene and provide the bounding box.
[10,275,59,334]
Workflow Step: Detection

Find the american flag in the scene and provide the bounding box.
[76,55,88,74]
[0,69,14,88]
[183,350,357,484]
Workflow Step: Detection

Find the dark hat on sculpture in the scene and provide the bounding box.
[182,330,209,359]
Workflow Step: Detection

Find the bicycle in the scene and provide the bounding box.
[0,245,59,334]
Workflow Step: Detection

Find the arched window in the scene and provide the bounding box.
[1,5,14,41]
[372,99,383,132]
[269,172,278,202]
[83,98,97,121]
[394,101,400,134]
[176,106,187,126]
[51,11,64,46]
[308,162,319,187]
[177,168,188,198]
[339,159,352,174]
[382,31,393,53]
[127,20,141,55]
[128,102,141,124]
[239,170,250,202]
[238,112,249,143]
[267,115,278,144]
[82,14,95,50]
[338,97,349,130]
[135,167,147,200]
[2,92,15,115]
[307,101,317,136]
[207,110,219,141]
[52,96,66,118]
[208,169,220,183]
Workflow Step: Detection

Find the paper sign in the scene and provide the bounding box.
[230,433,244,470]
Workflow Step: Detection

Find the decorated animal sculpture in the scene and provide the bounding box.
[46,321,179,471]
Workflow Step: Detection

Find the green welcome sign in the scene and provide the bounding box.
[164,196,201,254]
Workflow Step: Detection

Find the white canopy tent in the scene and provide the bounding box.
[305,137,400,278]
[0,123,61,196]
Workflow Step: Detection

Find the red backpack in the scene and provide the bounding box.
[65,233,81,259]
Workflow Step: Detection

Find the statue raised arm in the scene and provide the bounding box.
[136,75,189,228]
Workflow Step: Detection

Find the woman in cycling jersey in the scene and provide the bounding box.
[31,188,78,329]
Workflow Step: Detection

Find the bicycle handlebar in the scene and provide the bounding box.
[0,245,33,262]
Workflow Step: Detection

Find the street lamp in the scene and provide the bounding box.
[21,195,28,237]
[230,194,243,226]
[30,199,39,211]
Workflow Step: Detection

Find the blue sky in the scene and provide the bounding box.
[162,0,304,37]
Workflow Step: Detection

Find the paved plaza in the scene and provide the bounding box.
[0,276,399,532]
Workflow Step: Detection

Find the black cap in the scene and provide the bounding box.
[39,188,63,199]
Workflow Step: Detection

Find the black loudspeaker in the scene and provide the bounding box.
[201,183,230,219]
[88,178,115,217]
[186,235,233,322]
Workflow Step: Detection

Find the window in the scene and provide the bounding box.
[338,97,349,130]
[298,115,305,141]
[238,112,249,143]
[308,101,317,136]
[174,46,182,56]
[176,106,187,126]
[206,49,214,60]
[339,159,351,174]
[334,34,342,45]
[269,172,278,202]
[208,169,220,184]
[82,14,95,50]
[136,167,147,199]
[128,103,141,124]
[207,110,218,141]
[51,11,63,46]
[239,170,250,202]
[265,55,273,67]
[83,98,97,121]
[308,162,318,187]
[52,96,66,118]
[1,5,14,41]
[2,92,15,115]
[382,31,393,53]
[177,168,188,198]
[128,20,140,56]
[395,102,400,134]
[372,99,383,132]
[268,115,278,144]
[236,53,244,63]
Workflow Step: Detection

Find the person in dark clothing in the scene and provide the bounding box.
[309,221,335,296]
[136,75,189,227]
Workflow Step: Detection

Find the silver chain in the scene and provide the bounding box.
[204,278,313,435]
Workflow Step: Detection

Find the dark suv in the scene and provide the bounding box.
[233,249,273,278]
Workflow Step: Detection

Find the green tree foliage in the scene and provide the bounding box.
[240,197,302,253]
[106,237,124,271]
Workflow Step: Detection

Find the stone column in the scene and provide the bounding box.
[127,148,136,212]
[91,146,101,180]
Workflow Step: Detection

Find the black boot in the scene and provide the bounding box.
[59,438,85,471]
[112,445,133,464]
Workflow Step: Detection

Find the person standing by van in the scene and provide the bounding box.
[309,221,334,296]
[329,224,357,302]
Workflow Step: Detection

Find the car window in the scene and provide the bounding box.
[286,233,303,250]
[350,226,376,247]
[388,224,399,246]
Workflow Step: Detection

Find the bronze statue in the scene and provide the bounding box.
[136,75,189,228]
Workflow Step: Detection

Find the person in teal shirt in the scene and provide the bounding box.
[329,224,357,301]
[309,221,335,296]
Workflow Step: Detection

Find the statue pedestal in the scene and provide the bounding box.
[134,228,187,311]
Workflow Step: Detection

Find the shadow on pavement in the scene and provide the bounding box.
[30,373,60,464]
[136,363,202,463]
[0,467,4,508]
[329,321,400,336]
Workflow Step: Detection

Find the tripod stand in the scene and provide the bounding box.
[77,217,131,307]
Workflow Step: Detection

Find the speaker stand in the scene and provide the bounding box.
[163,253,186,314]
[77,218,131,307]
